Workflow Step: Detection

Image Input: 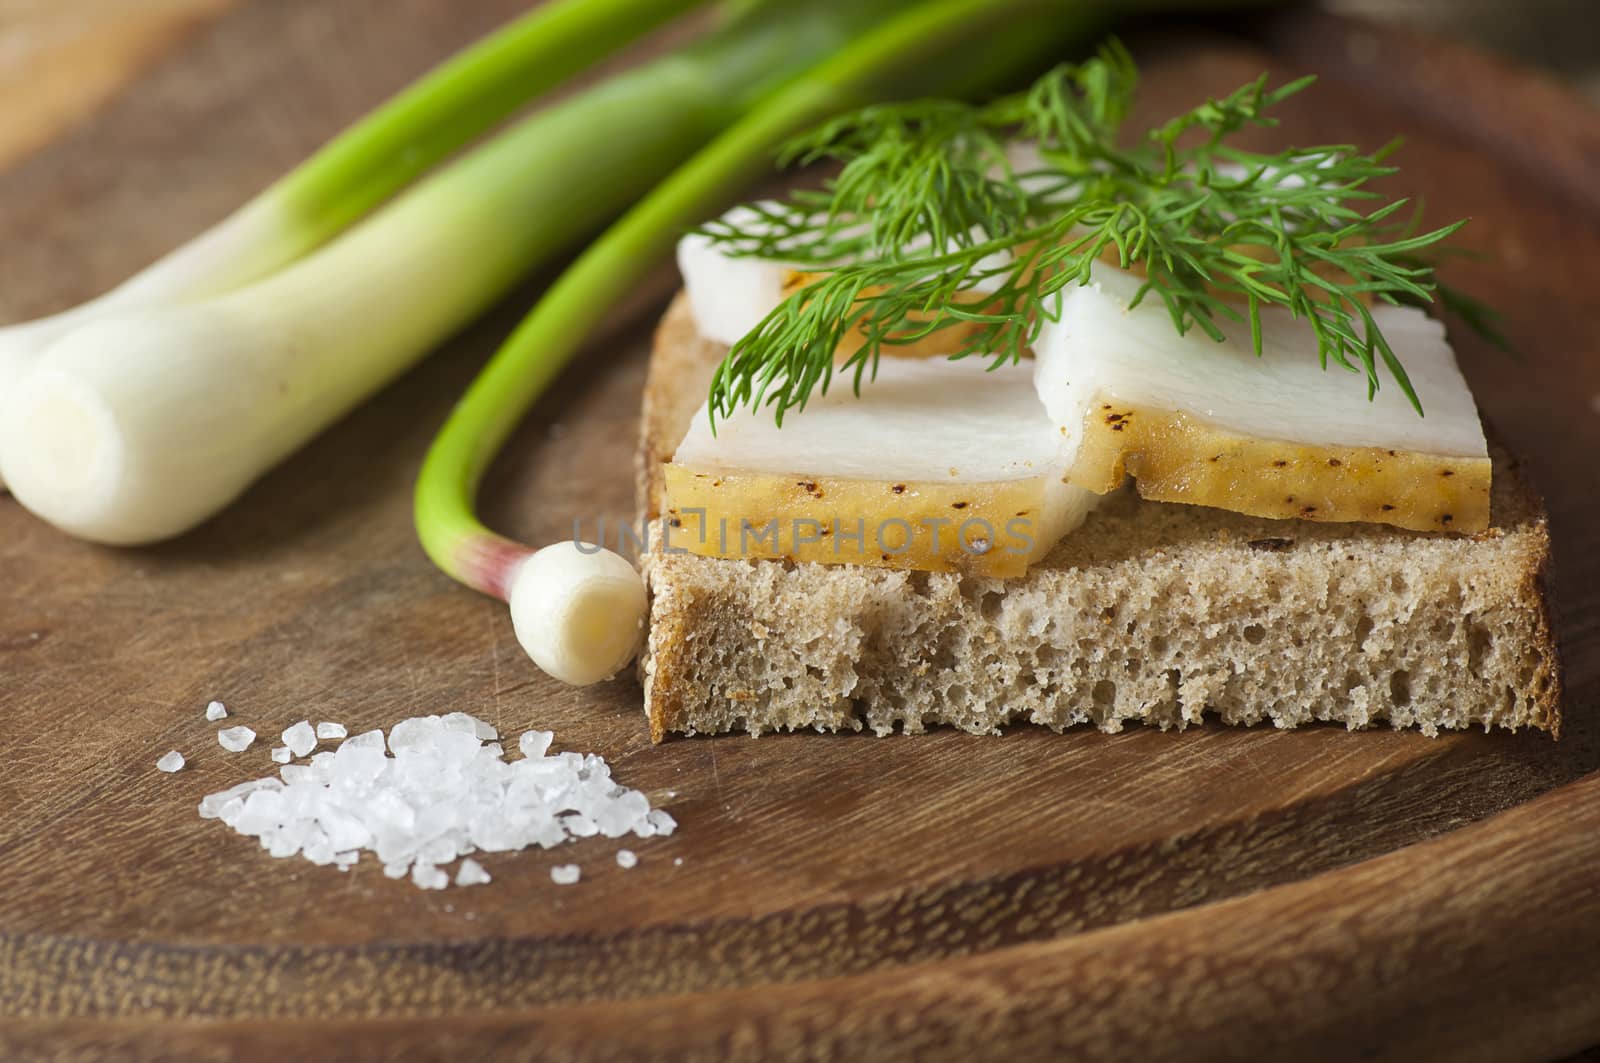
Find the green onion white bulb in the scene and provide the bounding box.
[509,543,648,686]
[0,0,702,491]
[0,0,856,543]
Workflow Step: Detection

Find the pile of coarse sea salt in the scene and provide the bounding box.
[196,712,674,890]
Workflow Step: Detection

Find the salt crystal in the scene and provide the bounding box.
[205,701,227,721]
[387,716,440,753]
[316,721,347,740]
[234,789,286,836]
[419,837,458,866]
[198,778,281,819]
[550,864,581,885]
[367,790,416,831]
[302,829,335,866]
[156,750,185,773]
[197,712,668,890]
[308,751,338,781]
[674,857,683,867]
[456,858,491,887]
[342,729,386,752]
[616,849,637,869]
[282,720,317,757]
[218,798,248,827]
[217,726,256,752]
[279,763,314,785]
[320,806,373,851]
[433,728,481,762]
[271,746,292,764]
[519,730,554,759]
[412,863,448,890]
[332,741,388,786]
[442,712,497,741]
[439,712,475,735]
[600,791,650,838]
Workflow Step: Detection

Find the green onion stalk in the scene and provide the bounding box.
[0,0,703,384]
[414,0,1124,684]
[0,0,919,544]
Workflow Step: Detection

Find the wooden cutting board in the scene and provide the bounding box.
[2,3,1598,1060]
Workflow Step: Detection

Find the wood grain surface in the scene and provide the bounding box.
[0,3,1597,1060]
[9,769,1599,1062]
[0,0,236,170]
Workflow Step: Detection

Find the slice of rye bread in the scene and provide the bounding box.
[635,292,1562,742]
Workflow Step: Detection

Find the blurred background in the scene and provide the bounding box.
[1,0,1595,174]
[1328,0,1600,100]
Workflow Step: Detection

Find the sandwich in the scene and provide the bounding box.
[633,50,1562,742]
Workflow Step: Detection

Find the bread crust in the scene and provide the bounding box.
[1501,449,1564,736]
[638,292,1562,742]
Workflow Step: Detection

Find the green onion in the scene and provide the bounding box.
[0,0,913,544]
[0,0,706,373]
[413,0,1120,680]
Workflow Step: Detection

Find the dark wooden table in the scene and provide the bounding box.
[2,3,1598,1060]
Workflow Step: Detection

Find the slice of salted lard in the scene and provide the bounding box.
[662,358,1099,578]
[677,205,1011,359]
[677,204,795,349]
[1034,265,1491,532]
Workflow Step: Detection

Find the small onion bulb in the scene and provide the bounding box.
[508,541,646,686]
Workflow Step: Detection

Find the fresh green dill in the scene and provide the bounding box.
[700,40,1492,425]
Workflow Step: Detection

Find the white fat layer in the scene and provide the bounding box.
[1038,474,1102,545]
[673,358,1064,484]
[676,203,1012,350]
[1034,264,1487,460]
[676,204,795,348]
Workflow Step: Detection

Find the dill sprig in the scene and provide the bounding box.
[702,41,1489,425]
